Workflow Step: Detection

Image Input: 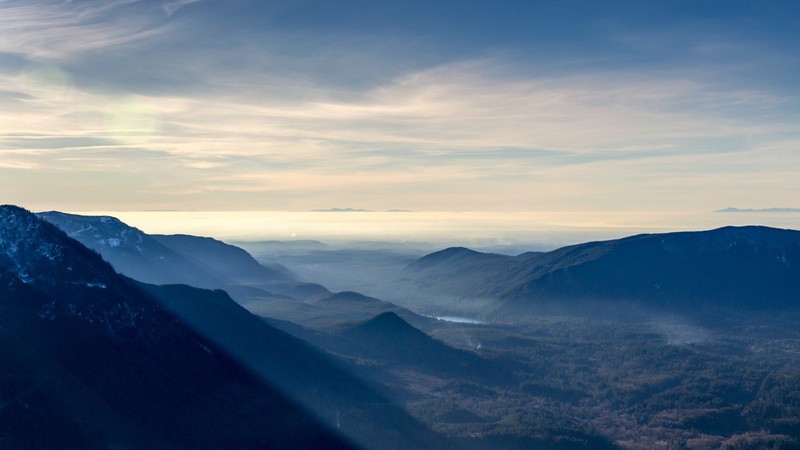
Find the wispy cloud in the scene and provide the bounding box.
[0,159,38,170]
[163,0,200,17]
[1,1,798,213]
[3,53,799,211]
[134,57,798,162]
[0,0,171,59]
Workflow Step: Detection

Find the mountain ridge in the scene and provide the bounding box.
[404,225,800,320]
[0,205,352,449]
[37,210,328,302]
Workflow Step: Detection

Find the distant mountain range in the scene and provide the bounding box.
[406,226,800,321]
[715,207,800,213]
[310,208,412,212]
[0,205,350,449]
[312,208,372,212]
[38,211,439,332]
[38,211,328,302]
[12,204,796,447]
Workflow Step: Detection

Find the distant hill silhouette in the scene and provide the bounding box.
[715,207,800,213]
[312,208,372,212]
[410,247,508,270]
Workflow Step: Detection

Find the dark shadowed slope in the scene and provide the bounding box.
[499,226,800,317]
[140,283,449,450]
[0,205,350,449]
[406,226,800,320]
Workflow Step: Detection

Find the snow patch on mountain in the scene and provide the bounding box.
[0,205,163,336]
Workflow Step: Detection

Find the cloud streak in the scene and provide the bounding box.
[0,0,171,59]
[0,1,798,214]
[163,0,200,17]
[3,54,800,211]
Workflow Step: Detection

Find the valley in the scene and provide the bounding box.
[3,206,798,448]
[241,227,800,449]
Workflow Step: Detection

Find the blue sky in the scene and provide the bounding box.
[1,0,799,215]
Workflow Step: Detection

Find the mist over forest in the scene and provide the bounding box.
[2,207,795,449]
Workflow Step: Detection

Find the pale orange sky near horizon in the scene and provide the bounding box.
[72,210,800,248]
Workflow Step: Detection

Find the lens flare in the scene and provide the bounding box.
[104,95,161,144]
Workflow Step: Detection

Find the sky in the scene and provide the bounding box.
[1,0,799,225]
